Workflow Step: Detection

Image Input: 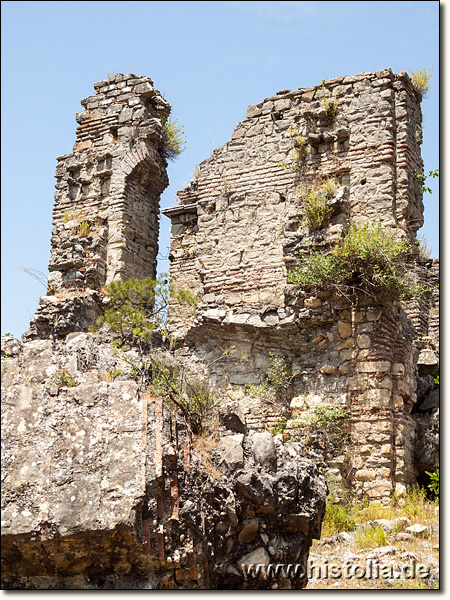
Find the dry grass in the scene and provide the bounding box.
[192,425,222,480]
[410,67,432,98]
[321,485,437,539]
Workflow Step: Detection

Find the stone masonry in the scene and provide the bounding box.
[162,68,439,503]
[1,333,326,589]
[1,74,329,589]
[1,69,439,588]
[25,74,171,340]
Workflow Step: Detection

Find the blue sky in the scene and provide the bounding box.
[1,0,440,338]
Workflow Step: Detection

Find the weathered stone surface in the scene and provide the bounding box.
[25,74,170,340]
[216,434,244,473]
[162,69,438,503]
[250,431,277,471]
[405,524,429,536]
[1,69,440,587]
[1,333,327,589]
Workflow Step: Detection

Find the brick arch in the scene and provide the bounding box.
[105,141,169,284]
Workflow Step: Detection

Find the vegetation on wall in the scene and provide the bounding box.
[160,117,186,160]
[318,80,338,118]
[414,169,439,195]
[301,178,336,231]
[245,352,293,403]
[92,275,196,344]
[288,221,426,303]
[150,352,219,434]
[410,67,432,99]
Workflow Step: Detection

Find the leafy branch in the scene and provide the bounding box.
[414,169,439,195]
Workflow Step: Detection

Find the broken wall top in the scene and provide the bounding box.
[163,68,426,339]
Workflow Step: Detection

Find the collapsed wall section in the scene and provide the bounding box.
[25,74,171,340]
[1,334,327,589]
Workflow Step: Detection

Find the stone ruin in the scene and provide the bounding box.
[162,67,439,501]
[25,75,171,340]
[1,69,439,589]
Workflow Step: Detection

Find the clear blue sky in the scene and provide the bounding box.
[1,1,440,338]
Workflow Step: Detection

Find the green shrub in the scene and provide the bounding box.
[51,369,79,388]
[150,353,218,434]
[266,353,292,397]
[245,353,292,403]
[305,404,351,431]
[322,502,357,537]
[160,117,186,160]
[414,169,438,194]
[288,221,425,303]
[244,382,277,402]
[318,81,338,118]
[302,178,336,231]
[403,485,429,519]
[78,220,90,238]
[416,234,432,259]
[425,468,439,498]
[278,126,311,172]
[268,416,287,436]
[93,275,196,345]
[355,525,389,549]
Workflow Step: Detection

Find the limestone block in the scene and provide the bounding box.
[366,308,382,321]
[362,388,391,404]
[238,518,259,543]
[364,480,393,497]
[417,349,438,366]
[356,361,391,373]
[392,363,406,375]
[334,338,355,351]
[216,434,245,474]
[237,546,270,571]
[357,334,371,349]
[246,104,262,119]
[134,81,154,96]
[339,362,352,375]
[340,349,357,362]
[405,524,429,537]
[355,469,376,482]
[320,364,337,375]
[202,308,226,323]
[304,298,322,308]
[338,321,352,339]
[380,444,393,456]
[379,377,393,390]
[347,375,368,391]
[250,431,276,471]
[274,98,291,111]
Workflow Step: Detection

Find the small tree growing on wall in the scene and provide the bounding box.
[92,275,196,345]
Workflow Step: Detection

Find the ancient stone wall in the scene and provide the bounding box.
[164,68,424,339]
[0,69,439,588]
[1,333,326,589]
[163,69,437,503]
[25,74,170,340]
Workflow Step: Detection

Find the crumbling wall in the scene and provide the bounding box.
[163,69,437,503]
[25,74,170,340]
[1,333,326,589]
[164,69,424,337]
